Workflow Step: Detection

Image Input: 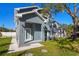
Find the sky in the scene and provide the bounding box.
[0,3,73,29]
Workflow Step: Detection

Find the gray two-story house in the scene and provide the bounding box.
[15,6,66,47]
[15,6,52,47]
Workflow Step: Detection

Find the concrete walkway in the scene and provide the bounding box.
[8,33,43,53]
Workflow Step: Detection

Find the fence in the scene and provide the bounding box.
[1,32,16,37]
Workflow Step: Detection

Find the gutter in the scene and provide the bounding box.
[15,6,38,11]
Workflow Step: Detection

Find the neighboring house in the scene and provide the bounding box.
[51,21,67,38]
[15,6,66,47]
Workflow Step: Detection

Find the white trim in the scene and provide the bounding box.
[15,8,43,18]
[25,28,32,42]
[15,6,38,11]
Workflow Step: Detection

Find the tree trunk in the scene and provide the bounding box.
[0,32,2,37]
[72,16,78,40]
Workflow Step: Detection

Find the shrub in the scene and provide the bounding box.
[55,37,73,49]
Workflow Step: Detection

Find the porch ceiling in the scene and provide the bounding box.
[25,14,44,24]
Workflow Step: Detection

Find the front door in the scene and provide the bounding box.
[25,28,32,42]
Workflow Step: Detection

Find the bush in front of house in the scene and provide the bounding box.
[55,37,71,44]
[54,37,79,53]
[54,37,73,49]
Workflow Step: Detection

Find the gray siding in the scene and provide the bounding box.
[19,13,44,24]
[16,15,45,47]
[41,23,45,41]
[26,16,43,24]
[33,24,42,41]
[18,21,25,47]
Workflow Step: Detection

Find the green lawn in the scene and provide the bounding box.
[0,37,11,56]
[1,37,79,56]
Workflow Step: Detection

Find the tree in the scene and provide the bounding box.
[65,24,73,37]
[41,3,79,40]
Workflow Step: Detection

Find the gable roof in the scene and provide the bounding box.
[15,6,47,21]
[16,8,42,17]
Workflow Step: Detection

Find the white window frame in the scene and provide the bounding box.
[25,28,32,42]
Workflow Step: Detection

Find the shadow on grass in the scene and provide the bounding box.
[18,50,28,56]
[7,51,28,56]
[0,43,11,47]
[0,50,9,55]
[17,51,27,56]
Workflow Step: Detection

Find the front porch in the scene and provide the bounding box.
[24,23,42,43]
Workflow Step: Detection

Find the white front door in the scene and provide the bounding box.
[25,28,32,42]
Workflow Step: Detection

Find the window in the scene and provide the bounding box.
[35,24,41,31]
[25,28,32,42]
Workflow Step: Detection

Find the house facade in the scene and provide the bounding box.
[15,6,66,47]
[51,21,67,38]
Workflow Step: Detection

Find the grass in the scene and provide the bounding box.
[0,37,11,56]
[1,37,79,56]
